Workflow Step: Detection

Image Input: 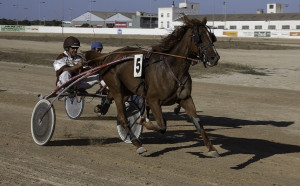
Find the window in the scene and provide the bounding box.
[167,21,170,28]
[161,13,164,17]
[242,25,249,30]
[268,25,276,30]
[191,5,194,9]
[217,25,224,29]
[282,25,290,29]
[255,25,263,30]
[269,5,274,9]
[167,13,170,17]
[160,21,163,28]
[230,25,237,29]
[296,25,300,29]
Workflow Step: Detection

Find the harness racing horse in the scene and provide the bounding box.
[86,16,220,157]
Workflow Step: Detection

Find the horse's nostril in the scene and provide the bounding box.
[208,56,219,66]
[210,56,217,62]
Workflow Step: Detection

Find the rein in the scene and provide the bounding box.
[86,49,202,66]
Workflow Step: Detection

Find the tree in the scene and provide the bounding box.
[81,23,90,27]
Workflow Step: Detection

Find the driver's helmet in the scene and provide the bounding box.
[91,42,103,50]
[63,36,80,49]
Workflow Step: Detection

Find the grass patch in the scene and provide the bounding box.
[0,49,268,77]
[190,62,267,78]
[0,51,55,66]
[2,33,300,50]
[240,68,267,76]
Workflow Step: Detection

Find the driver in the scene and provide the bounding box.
[53,36,99,92]
[91,41,103,53]
[90,41,111,115]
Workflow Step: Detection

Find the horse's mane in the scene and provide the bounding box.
[84,51,107,67]
[152,16,205,52]
[84,50,104,61]
[84,46,146,67]
[113,46,143,52]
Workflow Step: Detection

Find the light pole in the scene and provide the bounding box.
[69,8,72,21]
[62,0,64,23]
[13,4,19,25]
[39,1,45,25]
[213,0,215,29]
[149,0,157,28]
[89,0,96,27]
[0,3,2,18]
[89,0,96,12]
[223,1,227,29]
[150,0,152,28]
[24,8,28,20]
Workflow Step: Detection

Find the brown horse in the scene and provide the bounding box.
[86,16,220,157]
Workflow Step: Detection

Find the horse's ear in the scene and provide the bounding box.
[202,17,207,25]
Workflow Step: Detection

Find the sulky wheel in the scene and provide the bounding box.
[117,99,144,144]
[65,96,84,119]
[31,99,56,146]
[127,95,145,115]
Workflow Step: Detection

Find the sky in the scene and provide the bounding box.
[0,0,300,21]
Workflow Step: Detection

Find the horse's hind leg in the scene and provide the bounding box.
[144,99,166,134]
[113,91,147,154]
[179,97,220,157]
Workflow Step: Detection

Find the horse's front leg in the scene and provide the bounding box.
[112,91,147,154]
[179,97,220,157]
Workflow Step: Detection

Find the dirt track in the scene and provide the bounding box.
[0,34,300,185]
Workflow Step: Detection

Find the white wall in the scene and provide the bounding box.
[207,20,300,30]
[26,26,171,35]
[1,25,300,39]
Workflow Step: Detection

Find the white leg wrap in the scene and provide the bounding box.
[191,117,201,132]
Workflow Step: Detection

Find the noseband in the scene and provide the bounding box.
[190,25,216,67]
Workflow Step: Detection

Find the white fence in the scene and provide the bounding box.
[1,25,300,39]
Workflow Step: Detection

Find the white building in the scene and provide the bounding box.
[267,3,285,14]
[178,13,300,30]
[70,11,158,28]
[158,0,199,29]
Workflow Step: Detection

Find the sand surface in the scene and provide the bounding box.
[0,34,299,185]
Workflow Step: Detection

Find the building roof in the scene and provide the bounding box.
[89,11,136,20]
[177,13,300,22]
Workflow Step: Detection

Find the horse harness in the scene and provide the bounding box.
[86,25,216,98]
[191,24,217,67]
[133,51,190,99]
[141,25,217,98]
[163,58,190,98]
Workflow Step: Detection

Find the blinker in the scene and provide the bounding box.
[211,33,217,43]
[193,33,201,44]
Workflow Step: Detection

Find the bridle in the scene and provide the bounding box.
[190,24,217,67]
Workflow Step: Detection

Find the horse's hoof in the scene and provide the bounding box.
[207,151,220,158]
[136,147,147,154]
[159,128,166,134]
[137,117,149,125]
